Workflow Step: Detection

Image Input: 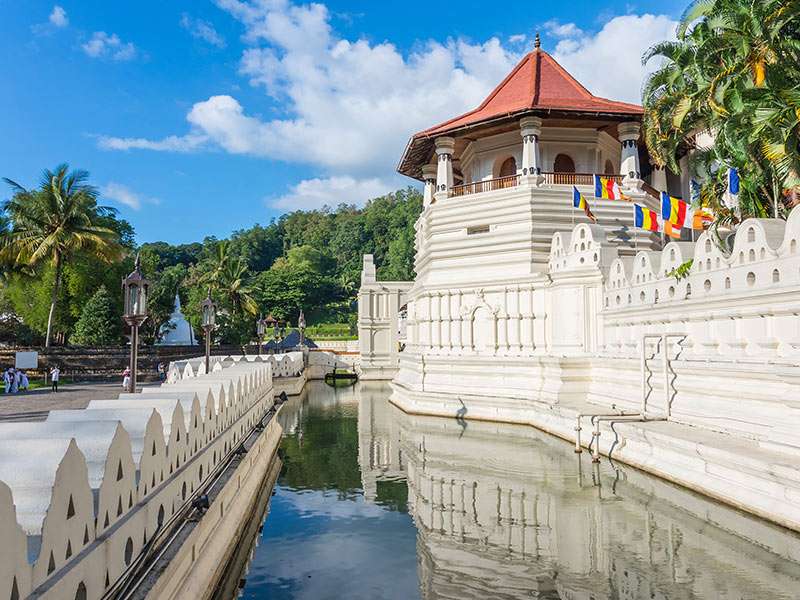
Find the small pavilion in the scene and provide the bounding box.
[398,36,679,205]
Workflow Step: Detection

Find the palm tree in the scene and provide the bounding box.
[201,241,258,316]
[1,165,123,346]
[642,0,800,221]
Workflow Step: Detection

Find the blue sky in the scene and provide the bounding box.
[1,0,684,244]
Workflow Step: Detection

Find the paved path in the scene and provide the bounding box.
[0,382,156,422]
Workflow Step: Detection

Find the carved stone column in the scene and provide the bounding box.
[434,137,455,202]
[520,116,543,185]
[422,164,438,208]
[651,163,668,193]
[619,121,642,188]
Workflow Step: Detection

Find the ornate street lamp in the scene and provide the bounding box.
[298,310,306,347]
[200,289,216,374]
[256,314,267,356]
[122,255,149,393]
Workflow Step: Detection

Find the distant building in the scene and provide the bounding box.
[157,294,197,345]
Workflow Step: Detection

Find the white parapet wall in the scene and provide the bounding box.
[384,196,800,531]
[358,255,413,380]
[0,353,302,600]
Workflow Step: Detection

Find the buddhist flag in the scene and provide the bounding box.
[634,204,659,232]
[594,175,627,200]
[572,186,597,222]
[661,191,688,229]
[687,207,713,230]
[664,221,682,239]
[723,167,740,213]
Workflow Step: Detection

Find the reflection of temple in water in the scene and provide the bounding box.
[357,383,406,502]
[354,385,800,600]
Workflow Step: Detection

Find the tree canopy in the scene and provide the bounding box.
[71,285,122,346]
[1,165,127,346]
[642,0,800,223]
[1,179,421,346]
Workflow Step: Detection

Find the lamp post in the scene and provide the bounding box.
[298,310,306,347]
[200,290,216,374]
[256,314,267,356]
[122,255,149,394]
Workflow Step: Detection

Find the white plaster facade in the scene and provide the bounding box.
[357,255,412,380]
[362,204,800,532]
[359,41,800,530]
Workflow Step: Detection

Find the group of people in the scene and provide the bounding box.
[2,367,30,394]
[1,366,61,394]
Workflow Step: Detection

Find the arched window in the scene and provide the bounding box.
[498,157,517,177]
[604,159,615,175]
[554,153,575,173]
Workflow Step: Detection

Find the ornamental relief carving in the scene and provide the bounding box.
[459,289,504,319]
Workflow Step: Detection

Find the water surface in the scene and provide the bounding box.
[238,382,800,600]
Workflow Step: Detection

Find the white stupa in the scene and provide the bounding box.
[157,294,197,345]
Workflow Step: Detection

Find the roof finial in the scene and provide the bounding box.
[534,32,541,49]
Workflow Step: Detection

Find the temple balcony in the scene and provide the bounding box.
[448,172,624,199]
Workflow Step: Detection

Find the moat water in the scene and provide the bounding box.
[235,381,800,600]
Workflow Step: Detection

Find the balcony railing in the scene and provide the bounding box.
[541,172,623,186]
[451,174,520,197]
[447,172,626,198]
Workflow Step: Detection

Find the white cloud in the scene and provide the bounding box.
[82,31,137,61]
[97,1,678,210]
[508,33,526,44]
[100,0,518,179]
[180,13,226,48]
[49,5,68,28]
[97,132,208,152]
[543,20,583,38]
[101,182,160,211]
[270,175,396,210]
[550,14,677,103]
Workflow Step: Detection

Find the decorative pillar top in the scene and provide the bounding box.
[361,254,376,285]
[618,121,641,143]
[422,164,438,182]
[519,116,542,136]
[434,136,455,155]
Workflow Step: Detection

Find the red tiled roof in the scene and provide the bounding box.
[420,48,642,137]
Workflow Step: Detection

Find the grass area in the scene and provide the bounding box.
[305,323,357,341]
[1,380,77,394]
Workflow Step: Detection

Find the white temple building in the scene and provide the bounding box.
[157,294,197,345]
[358,40,800,533]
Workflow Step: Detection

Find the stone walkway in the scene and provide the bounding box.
[0,381,156,422]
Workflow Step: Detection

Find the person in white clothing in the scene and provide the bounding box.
[122,367,131,393]
[19,370,29,391]
[50,366,60,392]
[9,368,18,393]
[2,368,11,394]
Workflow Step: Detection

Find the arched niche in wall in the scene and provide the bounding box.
[493,155,517,179]
[471,306,495,353]
[604,159,615,175]
[554,153,575,173]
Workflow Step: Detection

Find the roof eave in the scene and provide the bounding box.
[397,107,643,180]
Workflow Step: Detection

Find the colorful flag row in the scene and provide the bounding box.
[570,180,713,239]
[660,192,713,238]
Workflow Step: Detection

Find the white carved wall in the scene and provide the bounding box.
[0,353,298,600]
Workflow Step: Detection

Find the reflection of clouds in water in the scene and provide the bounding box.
[243,487,419,600]
[277,487,390,520]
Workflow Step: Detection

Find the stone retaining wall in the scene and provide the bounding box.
[0,345,245,382]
